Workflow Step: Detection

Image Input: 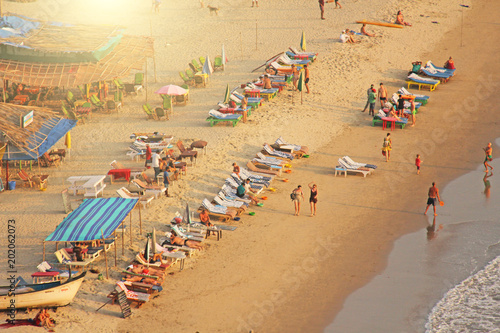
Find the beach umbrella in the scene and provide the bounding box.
[222,84,230,104]
[202,55,214,75]
[300,31,306,51]
[222,44,227,64]
[154,84,187,96]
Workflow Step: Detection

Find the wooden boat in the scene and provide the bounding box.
[356,20,403,29]
[0,272,86,310]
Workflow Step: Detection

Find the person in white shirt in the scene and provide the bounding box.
[151,152,161,180]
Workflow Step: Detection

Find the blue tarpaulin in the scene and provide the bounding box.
[45,198,138,242]
[2,118,76,161]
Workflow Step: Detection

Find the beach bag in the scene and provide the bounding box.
[290,192,296,200]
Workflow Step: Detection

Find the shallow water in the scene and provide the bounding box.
[325,157,500,333]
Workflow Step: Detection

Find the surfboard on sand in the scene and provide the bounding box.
[356,20,403,29]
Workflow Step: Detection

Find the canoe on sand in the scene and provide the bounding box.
[356,20,403,29]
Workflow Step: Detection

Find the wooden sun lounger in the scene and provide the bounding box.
[206,116,242,127]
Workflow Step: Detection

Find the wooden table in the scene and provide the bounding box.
[381,117,397,131]
[66,175,106,197]
[244,89,261,98]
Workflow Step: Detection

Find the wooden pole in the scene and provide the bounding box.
[101,230,109,279]
[2,79,5,103]
[113,231,117,267]
[130,211,133,245]
[121,221,124,255]
[255,21,258,51]
[240,32,243,59]
[149,19,157,83]
[138,198,142,235]
[145,59,148,104]
[43,241,45,261]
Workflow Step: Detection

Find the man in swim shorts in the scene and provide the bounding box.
[424,182,441,216]
[483,142,493,172]
[304,64,310,94]
[378,83,387,108]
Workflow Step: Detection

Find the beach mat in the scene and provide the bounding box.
[215,225,238,231]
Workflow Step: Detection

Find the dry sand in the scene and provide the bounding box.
[1,0,499,332]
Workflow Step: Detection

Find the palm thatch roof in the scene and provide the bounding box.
[0,102,60,150]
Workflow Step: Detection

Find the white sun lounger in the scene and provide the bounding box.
[335,159,373,178]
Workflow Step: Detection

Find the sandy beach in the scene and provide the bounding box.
[1,0,499,332]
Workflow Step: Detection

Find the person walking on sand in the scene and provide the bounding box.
[424,182,441,216]
[362,84,374,112]
[382,133,392,162]
[318,0,325,20]
[291,185,304,216]
[368,88,376,116]
[308,182,318,216]
[252,0,258,7]
[304,64,310,94]
[483,142,493,171]
[153,0,161,13]
[378,83,387,108]
[415,154,422,175]
[334,0,342,9]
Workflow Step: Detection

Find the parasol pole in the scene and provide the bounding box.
[113,231,117,267]
[130,209,133,245]
[149,19,157,83]
[255,21,258,51]
[43,241,45,261]
[145,59,148,104]
[2,79,5,103]
[121,221,124,255]
[240,32,243,59]
[138,196,142,234]
[101,230,109,279]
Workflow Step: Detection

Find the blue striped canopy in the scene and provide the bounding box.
[45,198,138,242]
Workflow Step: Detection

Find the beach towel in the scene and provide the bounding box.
[208,110,241,120]
[425,61,446,73]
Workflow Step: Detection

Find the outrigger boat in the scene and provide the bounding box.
[0,272,86,310]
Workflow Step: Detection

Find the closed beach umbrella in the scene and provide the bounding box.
[152,227,157,249]
[154,85,187,96]
[300,31,306,51]
[297,71,304,92]
[184,203,192,224]
[202,55,214,75]
[223,84,230,104]
[65,132,71,149]
[143,235,151,267]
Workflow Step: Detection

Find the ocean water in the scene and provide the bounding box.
[326,155,500,333]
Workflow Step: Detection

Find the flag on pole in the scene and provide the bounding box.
[300,31,306,51]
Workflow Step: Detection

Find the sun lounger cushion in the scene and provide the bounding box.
[209,110,241,120]
[407,73,439,85]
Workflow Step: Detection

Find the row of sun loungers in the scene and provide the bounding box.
[206,48,317,127]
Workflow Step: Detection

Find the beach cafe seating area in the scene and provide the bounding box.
[206,48,317,127]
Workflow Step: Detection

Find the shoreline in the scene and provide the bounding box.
[1,0,498,332]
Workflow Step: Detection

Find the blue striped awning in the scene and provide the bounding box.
[45,197,138,242]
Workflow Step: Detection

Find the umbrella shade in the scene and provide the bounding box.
[154,85,187,96]
[300,31,306,51]
[223,84,230,104]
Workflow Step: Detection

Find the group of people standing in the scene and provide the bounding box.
[291,182,318,217]
[145,144,180,197]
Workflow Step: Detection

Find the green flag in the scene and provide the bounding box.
[297,71,304,92]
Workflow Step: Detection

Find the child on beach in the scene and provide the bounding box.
[483,142,493,172]
[415,154,421,175]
